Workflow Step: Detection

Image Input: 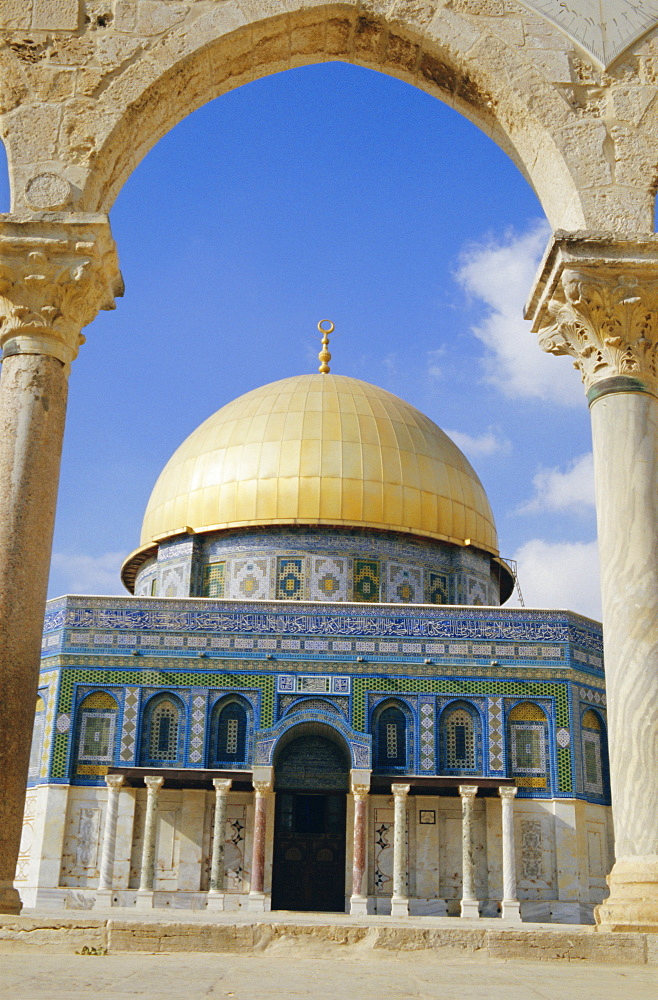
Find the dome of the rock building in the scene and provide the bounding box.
[122,373,513,604]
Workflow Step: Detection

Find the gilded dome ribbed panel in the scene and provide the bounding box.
[139,374,499,553]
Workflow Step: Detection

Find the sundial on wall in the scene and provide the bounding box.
[519,1,658,68]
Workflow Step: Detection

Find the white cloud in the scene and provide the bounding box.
[445,427,511,459]
[426,348,444,381]
[382,352,398,375]
[455,222,583,406]
[507,538,601,620]
[49,551,126,597]
[519,452,595,514]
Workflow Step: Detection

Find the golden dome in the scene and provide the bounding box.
[134,374,499,556]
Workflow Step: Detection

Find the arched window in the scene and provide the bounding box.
[28,695,47,781]
[507,701,550,792]
[140,695,184,765]
[75,691,119,772]
[374,704,408,770]
[581,709,606,798]
[209,698,250,766]
[439,701,481,774]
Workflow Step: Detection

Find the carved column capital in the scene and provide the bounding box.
[498,785,518,801]
[391,783,410,798]
[144,775,164,793]
[212,778,232,795]
[104,774,125,791]
[459,784,478,800]
[253,779,273,796]
[351,783,370,801]
[0,215,123,370]
[526,233,658,401]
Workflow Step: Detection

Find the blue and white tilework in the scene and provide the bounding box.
[487,697,504,772]
[119,687,140,763]
[189,689,208,764]
[419,696,435,771]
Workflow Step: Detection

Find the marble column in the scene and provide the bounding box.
[207,778,232,910]
[0,217,122,914]
[349,781,369,915]
[459,785,479,918]
[499,786,521,922]
[527,236,658,930]
[248,778,272,912]
[94,774,125,908]
[391,784,410,917]
[136,775,164,907]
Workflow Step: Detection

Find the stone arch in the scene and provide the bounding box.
[273,721,352,792]
[4,2,646,229]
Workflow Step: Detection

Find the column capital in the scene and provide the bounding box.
[104,774,125,791]
[499,785,518,800]
[212,778,232,794]
[351,783,370,801]
[459,784,478,799]
[0,214,123,370]
[144,775,164,792]
[391,783,411,798]
[526,233,658,401]
[253,779,273,795]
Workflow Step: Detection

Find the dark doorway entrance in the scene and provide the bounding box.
[271,733,349,912]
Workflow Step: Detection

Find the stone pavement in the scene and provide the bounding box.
[1,952,657,1000]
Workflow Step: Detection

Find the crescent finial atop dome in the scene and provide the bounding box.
[317,319,334,374]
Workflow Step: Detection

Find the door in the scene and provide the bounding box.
[271,791,346,912]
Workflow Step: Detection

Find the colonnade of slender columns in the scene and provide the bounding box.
[349,780,370,915]
[499,786,521,922]
[207,778,232,910]
[94,774,125,907]
[459,785,480,919]
[391,784,410,917]
[248,779,273,911]
[135,775,164,907]
[94,777,519,915]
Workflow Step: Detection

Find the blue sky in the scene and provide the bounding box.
[0,62,599,616]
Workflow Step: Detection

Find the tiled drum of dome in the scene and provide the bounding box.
[428,572,449,605]
[354,560,380,603]
[387,564,422,603]
[231,559,269,600]
[310,557,348,601]
[276,558,304,600]
[203,562,225,598]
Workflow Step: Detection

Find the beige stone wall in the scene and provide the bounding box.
[0,1,657,232]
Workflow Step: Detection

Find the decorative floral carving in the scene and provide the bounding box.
[537,267,658,394]
[0,219,122,368]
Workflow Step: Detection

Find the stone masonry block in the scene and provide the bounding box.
[0,0,32,31]
[114,1,137,34]
[32,0,80,31]
[136,1,189,37]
